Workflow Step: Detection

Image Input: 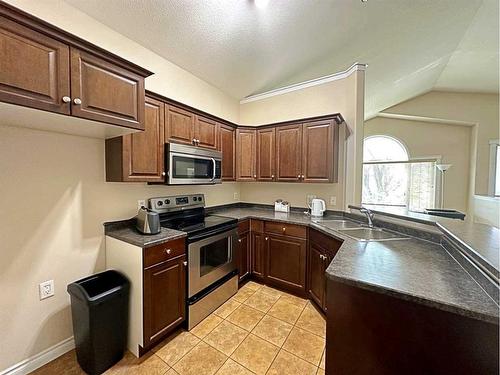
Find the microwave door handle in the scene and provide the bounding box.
[211,158,216,181]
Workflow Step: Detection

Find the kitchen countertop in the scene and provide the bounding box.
[104,220,186,248]
[210,207,499,324]
[104,206,499,324]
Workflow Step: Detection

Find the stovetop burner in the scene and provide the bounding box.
[148,194,237,237]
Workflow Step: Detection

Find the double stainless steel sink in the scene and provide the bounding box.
[312,219,409,242]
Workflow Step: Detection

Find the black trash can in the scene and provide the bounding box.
[67,270,130,375]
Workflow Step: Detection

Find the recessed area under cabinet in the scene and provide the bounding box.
[0,2,152,133]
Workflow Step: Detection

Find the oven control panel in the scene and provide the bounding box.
[148,194,205,212]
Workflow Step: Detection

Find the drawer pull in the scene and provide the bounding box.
[164,248,172,255]
[183,261,188,266]
[282,227,286,232]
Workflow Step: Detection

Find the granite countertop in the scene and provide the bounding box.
[104,221,186,248]
[210,207,499,324]
[357,204,500,277]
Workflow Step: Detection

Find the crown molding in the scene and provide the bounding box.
[240,63,367,104]
[376,112,477,127]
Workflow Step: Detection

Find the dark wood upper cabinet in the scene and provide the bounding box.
[219,124,236,181]
[256,128,276,181]
[0,15,70,114]
[105,96,165,182]
[195,115,218,149]
[165,105,195,146]
[266,233,307,295]
[302,119,337,183]
[276,124,303,182]
[143,255,186,348]
[70,48,145,130]
[236,128,257,181]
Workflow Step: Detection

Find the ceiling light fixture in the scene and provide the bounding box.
[254,0,269,9]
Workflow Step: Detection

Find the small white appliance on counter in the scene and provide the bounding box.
[310,198,326,217]
[274,199,290,212]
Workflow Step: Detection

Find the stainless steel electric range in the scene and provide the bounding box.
[148,194,238,329]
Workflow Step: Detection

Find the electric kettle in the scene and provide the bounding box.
[310,198,326,217]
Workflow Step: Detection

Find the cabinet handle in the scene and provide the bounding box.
[253,174,257,178]
[297,174,301,179]
[238,239,242,243]
[282,227,286,232]
[271,174,274,178]
[164,248,172,255]
[301,175,305,179]
[62,96,71,103]
[183,261,188,266]
[162,171,166,176]
[265,237,269,241]
[73,98,82,105]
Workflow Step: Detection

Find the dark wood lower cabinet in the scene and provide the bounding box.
[266,234,307,295]
[251,232,266,281]
[143,255,186,348]
[326,280,499,375]
[308,241,327,309]
[237,231,251,282]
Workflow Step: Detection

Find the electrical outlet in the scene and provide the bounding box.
[330,196,337,206]
[137,199,146,210]
[233,192,239,200]
[39,280,54,300]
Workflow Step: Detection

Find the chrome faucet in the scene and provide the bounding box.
[359,207,375,228]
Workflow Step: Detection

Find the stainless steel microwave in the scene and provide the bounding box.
[166,143,222,185]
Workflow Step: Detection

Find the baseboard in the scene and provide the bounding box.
[0,337,75,375]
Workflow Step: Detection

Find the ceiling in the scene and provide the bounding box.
[64,0,499,117]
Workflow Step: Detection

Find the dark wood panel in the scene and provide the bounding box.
[251,232,266,281]
[238,219,250,235]
[256,127,276,181]
[276,124,302,182]
[195,115,218,149]
[219,124,236,181]
[121,96,164,181]
[307,242,327,311]
[309,228,343,258]
[70,48,145,129]
[143,238,186,268]
[165,105,195,145]
[250,219,264,233]
[0,15,70,114]
[266,234,306,294]
[264,221,307,239]
[143,255,186,348]
[238,232,251,282]
[236,128,256,181]
[326,280,499,375]
[302,120,336,183]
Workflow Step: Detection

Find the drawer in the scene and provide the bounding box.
[250,219,264,233]
[265,221,307,239]
[144,237,186,268]
[238,219,250,234]
[310,228,342,256]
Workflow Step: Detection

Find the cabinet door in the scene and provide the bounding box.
[143,256,186,347]
[302,120,336,183]
[70,48,145,129]
[308,242,327,310]
[0,16,70,114]
[276,124,302,182]
[236,129,256,181]
[195,115,218,149]
[219,124,235,181]
[121,96,165,182]
[266,234,307,294]
[257,128,276,181]
[237,232,250,282]
[251,232,266,280]
[165,105,195,145]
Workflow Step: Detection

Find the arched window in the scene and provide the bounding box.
[362,135,437,211]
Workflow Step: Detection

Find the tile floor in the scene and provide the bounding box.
[31,282,326,375]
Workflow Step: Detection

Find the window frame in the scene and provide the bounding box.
[362,135,440,210]
[488,139,500,197]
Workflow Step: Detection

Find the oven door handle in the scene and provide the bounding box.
[188,225,237,242]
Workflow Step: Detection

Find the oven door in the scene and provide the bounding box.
[188,228,238,298]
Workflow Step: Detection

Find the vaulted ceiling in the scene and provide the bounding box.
[64,0,499,117]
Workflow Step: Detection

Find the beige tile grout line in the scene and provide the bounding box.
[153,282,324,374]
